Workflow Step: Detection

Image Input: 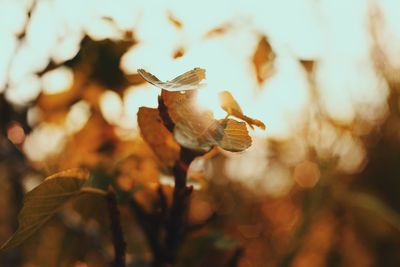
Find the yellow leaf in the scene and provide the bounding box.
[218,119,252,152]
[219,91,266,130]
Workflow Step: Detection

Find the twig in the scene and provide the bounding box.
[128,196,162,265]
[107,188,126,267]
[224,247,244,267]
[128,94,205,266]
[163,148,197,264]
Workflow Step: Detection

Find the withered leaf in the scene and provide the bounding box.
[162,90,251,152]
[139,68,254,152]
[219,91,266,130]
[252,35,275,85]
[218,119,252,152]
[0,169,91,251]
[137,68,206,91]
[137,107,180,166]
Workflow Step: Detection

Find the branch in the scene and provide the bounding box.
[162,148,197,264]
[107,188,126,267]
[224,247,244,267]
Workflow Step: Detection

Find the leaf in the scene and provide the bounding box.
[137,107,180,166]
[219,91,266,130]
[160,89,252,152]
[344,191,400,232]
[252,35,275,84]
[218,119,252,152]
[174,120,224,151]
[0,168,91,251]
[137,68,206,91]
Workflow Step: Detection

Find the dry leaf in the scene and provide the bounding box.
[218,119,252,152]
[252,35,275,85]
[137,107,180,166]
[137,68,206,91]
[219,91,266,130]
[162,90,251,152]
[139,68,254,152]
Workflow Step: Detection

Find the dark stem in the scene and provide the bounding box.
[128,197,163,266]
[107,188,126,267]
[224,247,244,267]
[163,148,197,264]
[128,94,203,266]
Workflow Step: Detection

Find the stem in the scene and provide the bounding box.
[224,248,244,267]
[107,188,126,267]
[163,148,197,264]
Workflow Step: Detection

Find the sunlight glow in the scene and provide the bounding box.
[65,100,91,134]
[99,90,123,125]
[42,67,74,95]
[23,123,66,162]
[1,0,397,195]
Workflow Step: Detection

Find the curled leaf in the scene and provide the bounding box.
[219,91,266,130]
[137,68,206,91]
[137,107,180,166]
[161,90,252,152]
[0,169,91,251]
[139,68,254,152]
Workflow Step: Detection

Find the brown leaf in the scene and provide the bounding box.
[252,35,275,85]
[219,91,266,130]
[218,119,252,152]
[137,107,180,166]
[164,92,251,152]
[140,69,254,152]
[137,68,206,91]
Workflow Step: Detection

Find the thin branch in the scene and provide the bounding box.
[224,247,244,267]
[107,188,126,267]
[157,185,168,219]
[128,196,162,264]
[162,147,196,264]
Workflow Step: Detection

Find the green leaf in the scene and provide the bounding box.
[0,168,91,251]
[344,191,400,232]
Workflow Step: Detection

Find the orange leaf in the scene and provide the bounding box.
[137,107,180,166]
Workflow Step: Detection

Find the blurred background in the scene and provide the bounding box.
[1,0,400,266]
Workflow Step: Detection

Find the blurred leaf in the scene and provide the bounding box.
[167,11,183,28]
[219,91,266,130]
[252,35,275,85]
[345,191,400,232]
[0,169,92,250]
[137,107,180,166]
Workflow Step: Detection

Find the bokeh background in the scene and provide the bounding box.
[1,0,400,266]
